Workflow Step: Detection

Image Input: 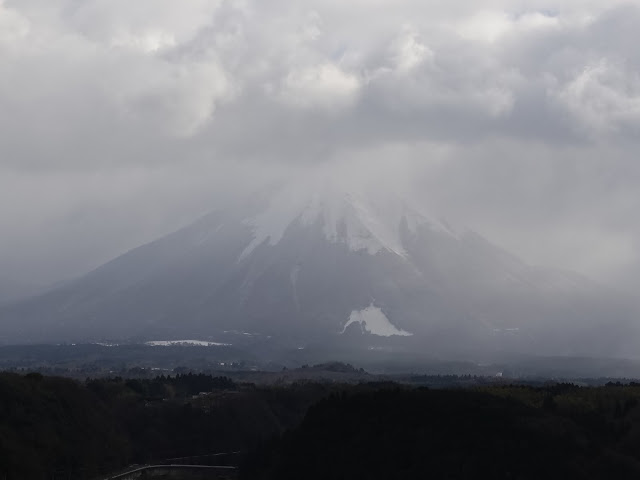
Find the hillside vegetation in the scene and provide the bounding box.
[4,372,640,478]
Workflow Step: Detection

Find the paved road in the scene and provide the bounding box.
[105,464,237,479]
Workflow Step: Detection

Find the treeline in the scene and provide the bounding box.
[87,372,236,399]
[0,372,126,479]
[243,383,640,479]
[7,372,640,479]
[0,372,332,479]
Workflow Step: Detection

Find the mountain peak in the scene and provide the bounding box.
[239,178,456,260]
[1,176,632,360]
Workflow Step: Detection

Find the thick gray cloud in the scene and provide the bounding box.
[1,0,640,295]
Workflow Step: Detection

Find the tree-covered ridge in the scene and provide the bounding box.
[0,372,330,479]
[0,372,126,479]
[244,383,640,479]
[5,372,640,479]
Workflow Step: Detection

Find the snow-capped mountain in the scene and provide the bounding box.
[0,178,636,357]
[238,178,454,260]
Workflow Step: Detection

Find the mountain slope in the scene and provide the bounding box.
[0,182,636,357]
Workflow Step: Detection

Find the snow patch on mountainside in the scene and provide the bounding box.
[303,189,409,256]
[341,304,413,337]
[239,179,456,261]
[146,340,230,347]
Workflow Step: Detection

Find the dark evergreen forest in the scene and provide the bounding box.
[3,372,640,479]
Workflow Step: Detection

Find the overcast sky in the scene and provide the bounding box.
[2,0,640,294]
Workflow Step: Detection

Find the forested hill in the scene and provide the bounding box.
[4,372,640,479]
[245,385,640,479]
[0,372,330,479]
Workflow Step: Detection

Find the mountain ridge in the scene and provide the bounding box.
[0,183,636,359]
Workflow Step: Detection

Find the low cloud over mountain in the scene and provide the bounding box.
[2,177,636,358]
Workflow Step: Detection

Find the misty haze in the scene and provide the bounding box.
[2,1,640,479]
